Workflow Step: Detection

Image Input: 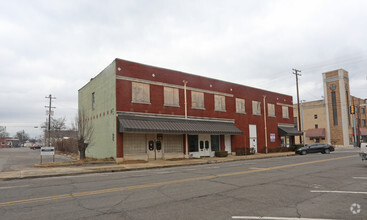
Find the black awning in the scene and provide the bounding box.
[118,115,243,135]
[278,125,302,136]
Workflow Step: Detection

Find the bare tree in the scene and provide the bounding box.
[77,109,94,160]
[0,126,9,138]
[16,130,29,145]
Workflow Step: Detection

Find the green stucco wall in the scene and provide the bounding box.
[78,61,117,159]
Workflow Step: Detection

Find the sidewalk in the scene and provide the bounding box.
[0,152,295,181]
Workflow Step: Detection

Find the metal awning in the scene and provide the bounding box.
[278,125,302,136]
[306,128,326,138]
[118,115,243,135]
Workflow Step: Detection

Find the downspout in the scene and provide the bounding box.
[183,80,189,158]
[263,95,268,153]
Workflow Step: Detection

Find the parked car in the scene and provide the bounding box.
[30,145,42,150]
[295,143,335,155]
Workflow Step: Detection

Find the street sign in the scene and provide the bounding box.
[41,146,55,156]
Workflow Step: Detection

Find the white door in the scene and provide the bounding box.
[199,134,211,157]
[225,135,231,153]
[147,134,163,160]
[249,124,257,153]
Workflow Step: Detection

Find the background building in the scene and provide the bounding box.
[79,59,299,161]
[294,69,367,146]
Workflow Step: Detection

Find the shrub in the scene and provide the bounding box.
[289,144,305,152]
[215,151,228,157]
[268,147,289,153]
[235,147,255,156]
[55,138,78,154]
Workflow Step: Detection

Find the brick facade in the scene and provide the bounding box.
[79,58,297,160]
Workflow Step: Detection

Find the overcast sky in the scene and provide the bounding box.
[1,0,366,138]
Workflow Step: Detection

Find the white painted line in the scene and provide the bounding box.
[232,216,339,220]
[353,177,367,180]
[0,185,29,190]
[311,190,367,195]
[248,167,263,170]
[155,171,173,174]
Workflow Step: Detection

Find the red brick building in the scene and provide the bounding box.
[79,59,300,161]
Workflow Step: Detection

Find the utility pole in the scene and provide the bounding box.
[293,68,302,144]
[45,94,56,147]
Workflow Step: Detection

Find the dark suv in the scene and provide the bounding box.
[296,143,335,155]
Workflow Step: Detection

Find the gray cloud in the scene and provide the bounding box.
[1,0,366,137]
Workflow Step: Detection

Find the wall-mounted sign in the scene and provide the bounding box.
[270,133,276,143]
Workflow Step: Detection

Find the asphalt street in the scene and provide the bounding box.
[0,148,74,171]
[0,149,365,220]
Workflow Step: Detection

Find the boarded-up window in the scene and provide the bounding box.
[123,133,147,154]
[132,82,150,104]
[282,106,289,118]
[164,134,183,153]
[236,98,245,113]
[164,87,179,106]
[252,101,261,115]
[268,103,275,117]
[215,95,226,111]
[191,91,204,109]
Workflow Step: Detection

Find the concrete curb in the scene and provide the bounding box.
[0,152,295,181]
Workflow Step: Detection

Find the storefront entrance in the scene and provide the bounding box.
[188,134,221,158]
[147,134,163,160]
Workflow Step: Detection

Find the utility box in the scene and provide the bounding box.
[360,143,367,161]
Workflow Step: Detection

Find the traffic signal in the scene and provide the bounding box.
[350,105,355,114]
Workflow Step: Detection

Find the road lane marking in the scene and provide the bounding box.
[232,216,339,220]
[311,190,367,195]
[353,177,367,180]
[0,155,357,207]
[0,185,29,190]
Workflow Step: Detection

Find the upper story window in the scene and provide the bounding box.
[132,82,150,104]
[214,95,226,112]
[362,108,365,114]
[252,101,261,115]
[314,114,318,119]
[164,87,179,107]
[267,103,275,117]
[315,124,318,128]
[191,91,204,109]
[236,98,245,114]
[282,106,289,118]
[362,119,366,127]
[92,92,95,110]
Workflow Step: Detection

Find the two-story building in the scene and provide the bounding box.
[79,59,299,162]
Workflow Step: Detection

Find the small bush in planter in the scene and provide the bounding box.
[215,151,228,157]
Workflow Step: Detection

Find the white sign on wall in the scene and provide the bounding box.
[41,146,55,156]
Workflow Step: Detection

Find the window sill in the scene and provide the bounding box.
[268,115,276,118]
[191,107,206,110]
[132,101,151,105]
[253,113,261,116]
[236,112,246,114]
[215,109,226,112]
[164,104,180,108]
